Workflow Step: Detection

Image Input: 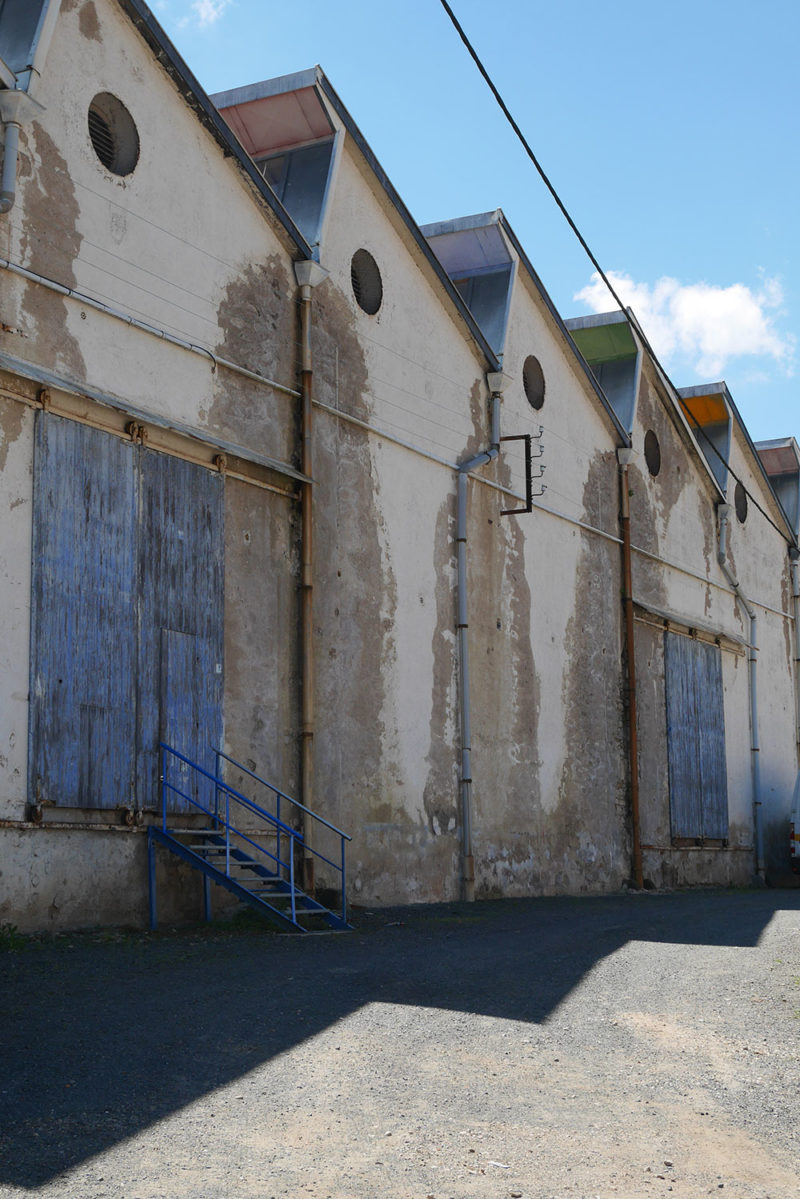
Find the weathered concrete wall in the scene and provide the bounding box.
[311,140,633,904]
[469,267,629,896]
[309,131,485,904]
[0,392,33,822]
[723,425,797,874]
[1,0,299,460]
[628,359,797,885]
[0,0,304,930]
[0,826,226,933]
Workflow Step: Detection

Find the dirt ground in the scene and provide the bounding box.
[2,889,800,1199]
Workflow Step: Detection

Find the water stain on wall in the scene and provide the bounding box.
[212,257,297,462]
[310,280,401,886]
[18,127,86,383]
[78,2,102,41]
[223,478,300,800]
[556,451,627,891]
[423,495,458,839]
[0,399,25,473]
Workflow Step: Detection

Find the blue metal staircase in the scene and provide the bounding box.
[148,745,351,933]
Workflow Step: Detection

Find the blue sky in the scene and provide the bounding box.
[153,0,798,444]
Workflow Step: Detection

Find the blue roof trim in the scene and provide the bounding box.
[115,0,314,260]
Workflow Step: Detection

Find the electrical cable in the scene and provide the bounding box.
[437,0,796,548]
[680,402,791,541]
[436,0,630,318]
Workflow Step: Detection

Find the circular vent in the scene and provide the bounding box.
[351,249,382,314]
[88,93,139,176]
[522,355,545,410]
[734,481,748,523]
[644,429,661,477]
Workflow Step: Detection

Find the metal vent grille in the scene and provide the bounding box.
[522,355,545,410]
[87,93,139,177]
[351,249,382,315]
[88,106,115,170]
[644,429,661,477]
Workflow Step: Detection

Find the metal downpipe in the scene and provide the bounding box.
[0,90,45,217]
[294,260,328,894]
[617,450,643,888]
[0,121,20,214]
[717,503,764,877]
[456,381,503,901]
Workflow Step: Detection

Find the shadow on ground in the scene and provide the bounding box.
[2,888,798,1189]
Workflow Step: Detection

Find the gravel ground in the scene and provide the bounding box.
[2,889,800,1199]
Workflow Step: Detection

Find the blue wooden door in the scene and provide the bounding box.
[30,414,224,813]
[137,450,223,812]
[664,631,728,840]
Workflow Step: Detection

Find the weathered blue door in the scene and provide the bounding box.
[664,631,728,840]
[137,450,223,811]
[30,415,137,808]
[30,413,223,812]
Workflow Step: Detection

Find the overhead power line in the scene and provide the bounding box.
[436,0,795,547]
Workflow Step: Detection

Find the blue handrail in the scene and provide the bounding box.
[158,743,349,928]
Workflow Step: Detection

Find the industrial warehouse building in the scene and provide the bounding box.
[1,0,799,931]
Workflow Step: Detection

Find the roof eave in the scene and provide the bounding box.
[312,70,500,374]
[115,0,314,259]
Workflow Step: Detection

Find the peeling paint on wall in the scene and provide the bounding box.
[311,281,406,896]
[556,453,627,891]
[423,495,458,838]
[212,257,297,461]
[0,401,25,473]
[78,2,102,42]
[19,126,86,382]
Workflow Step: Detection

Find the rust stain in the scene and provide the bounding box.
[19,125,86,382]
[78,1,102,40]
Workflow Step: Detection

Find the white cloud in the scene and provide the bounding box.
[574,270,795,380]
[180,0,233,29]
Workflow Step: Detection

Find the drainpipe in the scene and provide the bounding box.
[717,503,764,878]
[456,370,507,902]
[790,547,800,766]
[0,91,45,216]
[293,259,328,894]
[617,448,643,889]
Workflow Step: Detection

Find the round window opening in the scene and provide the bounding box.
[522,355,545,411]
[644,429,661,477]
[88,93,139,176]
[734,481,748,523]
[351,249,382,315]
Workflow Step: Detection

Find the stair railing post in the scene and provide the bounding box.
[289,835,297,923]
[225,787,230,878]
[276,788,281,879]
[340,836,347,927]
[214,749,221,830]
[161,746,167,832]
